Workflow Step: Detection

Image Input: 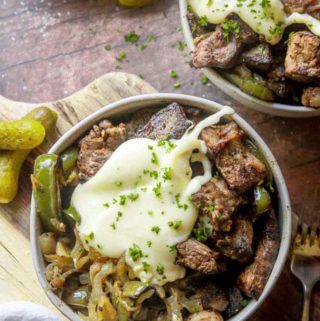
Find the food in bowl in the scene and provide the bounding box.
[32,102,280,321]
[186,0,320,108]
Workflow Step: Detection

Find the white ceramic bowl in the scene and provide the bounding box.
[30,93,292,321]
[179,0,320,118]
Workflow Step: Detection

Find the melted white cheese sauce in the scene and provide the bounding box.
[189,0,320,45]
[72,107,234,285]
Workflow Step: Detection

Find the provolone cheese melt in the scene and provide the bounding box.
[72,107,234,285]
[188,0,320,45]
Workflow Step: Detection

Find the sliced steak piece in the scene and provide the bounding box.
[176,238,225,274]
[225,286,247,318]
[284,0,320,18]
[215,139,267,193]
[200,122,245,159]
[191,283,229,312]
[267,64,291,98]
[192,178,243,232]
[125,108,158,138]
[136,102,190,140]
[240,43,273,71]
[213,216,254,263]
[285,31,320,82]
[77,120,126,180]
[302,87,320,108]
[232,15,259,45]
[187,311,223,321]
[193,27,242,69]
[237,211,280,299]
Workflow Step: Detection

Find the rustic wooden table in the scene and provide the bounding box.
[0,0,320,320]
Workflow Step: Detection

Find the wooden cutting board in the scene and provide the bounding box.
[0,72,156,317]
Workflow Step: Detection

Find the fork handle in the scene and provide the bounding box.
[302,286,312,321]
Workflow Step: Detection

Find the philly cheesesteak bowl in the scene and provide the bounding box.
[30,94,291,321]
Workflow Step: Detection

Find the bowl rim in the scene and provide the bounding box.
[179,0,320,118]
[30,93,292,321]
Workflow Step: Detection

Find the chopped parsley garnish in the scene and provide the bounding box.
[151,226,161,234]
[147,240,152,248]
[142,261,151,272]
[198,16,208,27]
[156,264,165,275]
[173,82,181,89]
[141,187,148,192]
[128,193,139,202]
[143,169,159,179]
[201,75,209,85]
[89,232,94,240]
[119,195,127,205]
[257,45,264,54]
[221,20,240,41]
[168,220,182,230]
[151,152,159,165]
[213,171,220,179]
[124,31,140,44]
[167,244,177,252]
[97,244,103,249]
[103,44,111,51]
[115,51,127,62]
[115,181,123,187]
[146,33,156,42]
[153,182,162,198]
[170,69,178,79]
[193,225,210,242]
[147,210,154,216]
[116,211,123,221]
[139,44,147,51]
[148,145,154,150]
[110,222,116,230]
[207,203,216,212]
[103,202,110,208]
[157,139,177,153]
[175,193,188,211]
[178,41,186,51]
[207,0,213,6]
[129,243,143,262]
[162,167,173,181]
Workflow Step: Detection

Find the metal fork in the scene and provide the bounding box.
[291,185,320,321]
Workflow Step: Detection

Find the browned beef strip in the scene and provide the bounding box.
[266,64,291,98]
[191,283,229,312]
[237,211,280,299]
[211,216,254,263]
[284,0,320,18]
[176,238,226,274]
[215,139,267,193]
[193,27,242,69]
[302,87,320,108]
[285,31,320,82]
[125,108,158,138]
[240,43,273,71]
[192,178,243,232]
[192,15,258,69]
[187,311,223,321]
[136,102,191,140]
[200,122,245,159]
[187,12,213,38]
[225,286,247,318]
[77,120,126,180]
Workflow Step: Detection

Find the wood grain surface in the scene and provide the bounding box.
[0,0,320,320]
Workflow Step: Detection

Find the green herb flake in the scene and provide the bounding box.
[193,226,210,242]
[129,243,143,262]
[119,195,127,206]
[115,181,123,187]
[153,182,162,198]
[201,75,209,85]
[147,240,152,248]
[139,44,147,51]
[178,41,186,51]
[170,69,178,79]
[221,20,240,41]
[103,202,110,208]
[198,16,208,27]
[116,211,123,222]
[115,51,127,62]
[167,244,177,252]
[162,167,173,181]
[240,299,249,307]
[168,220,182,230]
[124,31,140,44]
[89,232,94,240]
[173,82,181,89]
[103,44,111,51]
[142,261,151,272]
[156,264,165,275]
[151,226,161,234]
[97,244,103,250]
[110,222,116,230]
[128,193,139,202]
[207,203,216,212]
[146,33,156,42]
[151,152,159,165]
